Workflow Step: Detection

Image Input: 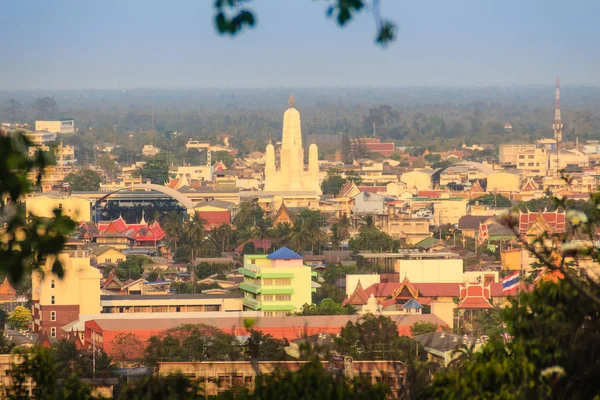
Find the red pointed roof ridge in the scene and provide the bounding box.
[344,280,370,306]
[392,276,419,299]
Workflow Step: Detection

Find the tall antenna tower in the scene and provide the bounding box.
[552,77,563,175]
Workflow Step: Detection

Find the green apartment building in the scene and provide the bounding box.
[239,247,316,316]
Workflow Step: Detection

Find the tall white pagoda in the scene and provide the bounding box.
[264,94,320,194]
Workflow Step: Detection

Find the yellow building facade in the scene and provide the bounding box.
[32,250,102,339]
[25,194,92,222]
[239,247,315,316]
[486,171,520,193]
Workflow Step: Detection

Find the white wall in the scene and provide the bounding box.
[394,259,463,283]
[345,274,381,297]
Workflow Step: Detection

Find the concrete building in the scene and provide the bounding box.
[430,197,468,225]
[395,257,464,283]
[486,171,520,193]
[400,170,432,191]
[100,293,243,314]
[516,147,547,177]
[499,144,536,164]
[32,249,102,339]
[352,191,391,214]
[26,194,92,222]
[169,165,214,184]
[547,150,589,171]
[263,95,320,194]
[35,118,75,134]
[142,144,161,157]
[239,247,315,316]
[383,217,431,244]
[156,360,406,397]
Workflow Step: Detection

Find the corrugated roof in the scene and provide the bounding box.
[90,314,446,333]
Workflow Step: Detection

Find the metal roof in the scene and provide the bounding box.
[267,247,303,260]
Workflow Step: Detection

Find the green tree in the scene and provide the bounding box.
[321,169,347,196]
[345,170,363,185]
[244,329,286,361]
[270,222,293,248]
[116,255,152,281]
[469,193,512,208]
[54,339,91,378]
[117,373,203,400]
[185,213,208,261]
[348,228,397,253]
[64,169,102,191]
[161,211,185,251]
[424,153,441,164]
[138,153,169,184]
[336,314,401,360]
[221,358,390,400]
[96,153,118,178]
[409,321,438,337]
[213,150,235,167]
[214,0,396,47]
[112,332,145,367]
[295,298,356,316]
[8,306,32,330]
[447,342,477,370]
[144,324,242,366]
[208,223,233,254]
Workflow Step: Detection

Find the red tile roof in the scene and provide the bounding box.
[518,210,566,234]
[458,282,493,309]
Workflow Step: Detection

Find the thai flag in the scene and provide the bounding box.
[502,271,519,293]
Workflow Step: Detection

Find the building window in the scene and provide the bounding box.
[50,327,56,338]
[262,295,273,301]
[251,259,256,265]
[51,296,55,305]
[518,155,525,159]
[58,204,63,209]
[528,155,534,159]
[51,280,55,289]
[50,311,56,321]
[275,279,291,285]
[275,295,291,301]
[105,258,112,263]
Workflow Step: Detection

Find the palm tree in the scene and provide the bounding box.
[162,211,184,251]
[360,215,377,232]
[335,214,351,241]
[448,341,478,369]
[185,213,207,261]
[270,222,292,247]
[329,225,342,250]
[54,339,90,378]
[288,222,311,253]
[208,224,233,254]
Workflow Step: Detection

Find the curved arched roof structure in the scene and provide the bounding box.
[95,183,196,210]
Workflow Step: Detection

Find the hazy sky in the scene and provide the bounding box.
[2,0,599,90]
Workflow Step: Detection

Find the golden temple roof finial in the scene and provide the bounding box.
[288,92,295,108]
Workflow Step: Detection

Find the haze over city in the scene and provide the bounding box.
[2,0,600,90]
